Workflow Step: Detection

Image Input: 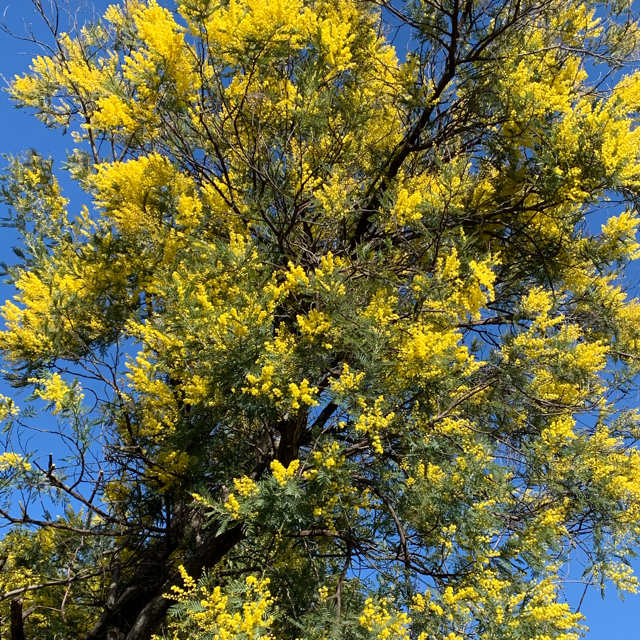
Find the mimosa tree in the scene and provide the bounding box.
[2,0,640,638]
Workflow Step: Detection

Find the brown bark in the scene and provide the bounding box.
[10,598,25,640]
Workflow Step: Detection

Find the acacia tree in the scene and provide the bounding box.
[2,0,640,637]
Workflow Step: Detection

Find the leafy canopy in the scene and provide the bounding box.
[2,0,640,638]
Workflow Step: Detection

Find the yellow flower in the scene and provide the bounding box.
[270,459,300,485]
[0,452,31,473]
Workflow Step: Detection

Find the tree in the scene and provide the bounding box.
[1,0,640,637]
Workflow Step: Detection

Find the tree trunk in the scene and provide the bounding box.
[10,598,25,640]
[84,523,245,640]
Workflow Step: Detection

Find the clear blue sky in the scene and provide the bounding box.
[0,1,639,637]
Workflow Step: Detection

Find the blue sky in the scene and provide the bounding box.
[1,1,640,637]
